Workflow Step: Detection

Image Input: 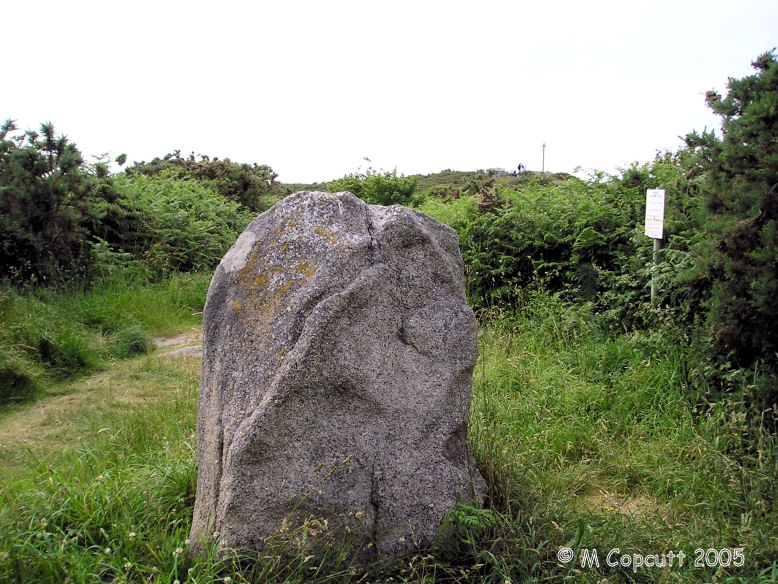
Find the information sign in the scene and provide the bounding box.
[645,189,665,239]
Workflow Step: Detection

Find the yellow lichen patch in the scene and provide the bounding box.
[236,245,269,294]
[314,226,338,245]
[295,260,317,280]
[283,213,300,231]
[231,299,242,314]
[247,272,269,294]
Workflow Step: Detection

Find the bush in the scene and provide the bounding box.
[459,176,646,309]
[326,165,419,206]
[114,173,255,276]
[685,51,778,367]
[125,150,281,212]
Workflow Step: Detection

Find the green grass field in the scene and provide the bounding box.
[1,279,775,583]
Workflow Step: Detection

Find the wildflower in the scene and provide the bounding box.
[104,547,112,555]
[184,538,190,546]
[174,547,184,557]
[123,562,132,571]
[224,577,233,584]
[128,532,137,542]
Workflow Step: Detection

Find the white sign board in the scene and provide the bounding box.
[645,189,665,239]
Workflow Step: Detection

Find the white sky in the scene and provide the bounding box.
[4,0,777,183]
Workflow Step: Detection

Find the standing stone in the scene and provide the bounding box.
[190,191,485,559]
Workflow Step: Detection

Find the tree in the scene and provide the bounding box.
[0,121,135,284]
[685,50,778,419]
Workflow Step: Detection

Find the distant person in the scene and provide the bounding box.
[517,163,525,174]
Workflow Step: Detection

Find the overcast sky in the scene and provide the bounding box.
[4,0,777,183]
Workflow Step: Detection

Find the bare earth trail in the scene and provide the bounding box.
[0,328,202,480]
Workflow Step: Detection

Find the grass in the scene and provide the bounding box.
[0,284,776,582]
[0,271,210,405]
[0,354,204,583]
[414,194,477,232]
[468,294,778,583]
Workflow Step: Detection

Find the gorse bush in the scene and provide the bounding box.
[125,150,281,213]
[633,50,778,430]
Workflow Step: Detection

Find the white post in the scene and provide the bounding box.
[651,237,664,302]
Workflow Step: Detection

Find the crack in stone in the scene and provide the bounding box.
[365,207,378,267]
[369,462,380,548]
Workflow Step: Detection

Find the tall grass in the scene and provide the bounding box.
[469,292,778,582]
[0,356,205,583]
[1,285,775,582]
[0,271,210,405]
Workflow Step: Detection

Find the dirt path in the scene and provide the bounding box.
[0,328,202,479]
[152,327,203,356]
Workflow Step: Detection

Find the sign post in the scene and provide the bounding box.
[645,189,665,303]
